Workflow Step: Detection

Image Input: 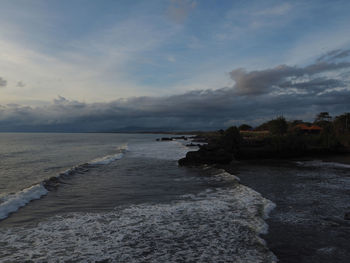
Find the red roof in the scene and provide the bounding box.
[294,124,322,131]
[309,125,323,130]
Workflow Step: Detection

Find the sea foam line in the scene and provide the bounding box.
[0,145,127,221]
[0,185,277,262]
[0,160,277,262]
[296,160,350,169]
[202,166,276,235]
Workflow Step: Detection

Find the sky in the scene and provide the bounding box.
[0,0,349,131]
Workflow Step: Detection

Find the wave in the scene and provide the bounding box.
[0,185,276,262]
[0,145,127,221]
[88,152,124,165]
[296,160,350,169]
[0,183,48,220]
[0,150,277,262]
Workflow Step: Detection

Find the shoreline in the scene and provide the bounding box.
[221,156,350,263]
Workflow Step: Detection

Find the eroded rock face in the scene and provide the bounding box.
[178,145,233,166]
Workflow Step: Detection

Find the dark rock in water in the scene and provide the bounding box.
[344,212,350,220]
[156,136,189,141]
[172,136,188,140]
[186,143,202,147]
[161,137,173,141]
[192,138,207,143]
[179,146,233,166]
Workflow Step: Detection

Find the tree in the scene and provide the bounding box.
[268,116,288,136]
[333,113,350,134]
[315,112,332,123]
[221,126,242,153]
[255,121,270,131]
[239,124,252,131]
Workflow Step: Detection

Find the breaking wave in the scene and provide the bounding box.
[0,145,128,221]
[0,139,278,262]
[0,185,276,262]
[0,184,48,220]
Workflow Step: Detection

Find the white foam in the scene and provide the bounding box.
[215,171,241,182]
[88,153,124,165]
[296,160,350,169]
[263,201,277,219]
[0,186,276,262]
[0,183,48,220]
[88,145,127,165]
[0,146,127,221]
[128,140,192,160]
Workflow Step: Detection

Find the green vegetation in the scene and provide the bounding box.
[180,112,350,165]
[267,116,288,136]
[221,126,242,154]
[238,124,252,131]
[240,112,349,158]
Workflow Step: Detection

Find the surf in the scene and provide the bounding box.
[0,145,128,221]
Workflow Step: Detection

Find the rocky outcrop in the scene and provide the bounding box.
[178,144,233,166]
[156,136,189,141]
[185,143,203,147]
[345,212,350,220]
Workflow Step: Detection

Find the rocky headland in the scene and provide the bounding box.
[171,114,350,263]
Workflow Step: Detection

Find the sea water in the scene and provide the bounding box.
[0,133,276,262]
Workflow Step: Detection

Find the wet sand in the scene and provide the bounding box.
[223,156,350,263]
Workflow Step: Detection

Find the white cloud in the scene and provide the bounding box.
[167,55,176,62]
[0,14,180,105]
[253,3,292,16]
[167,0,197,23]
[0,77,7,87]
[16,81,25,87]
[285,26,350,65]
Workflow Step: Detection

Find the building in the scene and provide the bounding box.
[294,124,323,134]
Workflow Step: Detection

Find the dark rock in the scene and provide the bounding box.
[172,136,188,140]
[157,136,190,141]
[178,147,233,166]
[192,138,207,143]
[186,143,202,147]
[344,212,350,220]
[160,137,173,141]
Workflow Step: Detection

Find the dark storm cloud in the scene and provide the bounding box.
[230,61,350,96]
[0,77,7,87]
[278,78,346,92]
[0,86,348,132]
[317,49,350,62]
[0,49,349,132]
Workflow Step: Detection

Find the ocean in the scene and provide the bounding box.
[0,133,276,262]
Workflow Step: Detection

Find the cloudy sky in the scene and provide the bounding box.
[0,0,349,131]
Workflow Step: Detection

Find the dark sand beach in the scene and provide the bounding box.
[223,156,350,263]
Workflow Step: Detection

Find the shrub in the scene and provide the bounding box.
[221,126,242,154]
[268,116,288,136]
[239,124,252,131]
